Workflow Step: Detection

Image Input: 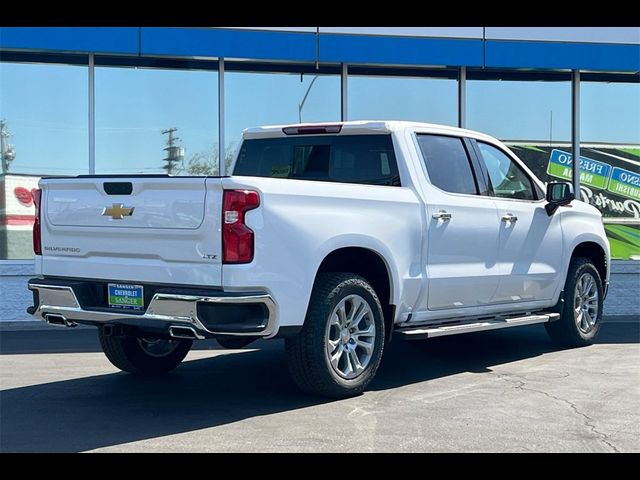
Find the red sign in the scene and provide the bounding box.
[13,187,39,207]
[14,187,35,207]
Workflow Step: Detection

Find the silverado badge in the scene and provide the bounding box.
[102,203,135,220]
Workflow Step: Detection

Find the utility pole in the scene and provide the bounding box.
[298,75,319,124]
[161,128,184,175]
[1,120,17,174]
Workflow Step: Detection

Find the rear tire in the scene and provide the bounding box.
[285,273,385,398]
[99,328,192,375]
[545,257,603,347]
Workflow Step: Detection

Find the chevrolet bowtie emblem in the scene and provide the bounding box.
[102,203,135,220]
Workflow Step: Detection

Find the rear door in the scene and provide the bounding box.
[416,134,502,310]
[40,176,224,286]
[472,141,564,303]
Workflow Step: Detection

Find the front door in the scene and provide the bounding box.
[474,141,564,303]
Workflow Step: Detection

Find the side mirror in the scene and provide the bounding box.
[545,182,574,216]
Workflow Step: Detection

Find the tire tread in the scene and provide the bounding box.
[285,272,385,398]
[545,256,603,347]
[98,329,192,375]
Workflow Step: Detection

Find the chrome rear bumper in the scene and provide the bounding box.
[28,281,277,338]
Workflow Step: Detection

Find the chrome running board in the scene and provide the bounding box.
[395,312,560,340]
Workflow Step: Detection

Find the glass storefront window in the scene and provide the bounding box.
[1,62,88,259]
[95,66,218,176]
[467,78,572,202]
[581,81,639,144]
[580,81,640,260]
[348,74,457,126]
[0,62,88,176]
[2,61,638,261]
[467,78,571,142]
[225,71,341,169]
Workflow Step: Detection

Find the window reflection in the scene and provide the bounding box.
[95,66,219,176]
[581,81,640,260]
[0,61,88,259]
[0,62,88,175]
[348,74,457,126]
[467,78,571,201]
[468,79,571,142]
[225,71,341,168]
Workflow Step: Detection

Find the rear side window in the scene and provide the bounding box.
[416,134,478,195]
[233,135,400,186]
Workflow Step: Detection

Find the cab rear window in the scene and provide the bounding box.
[233,135,401,187]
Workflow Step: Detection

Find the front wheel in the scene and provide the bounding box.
[285,273,385,398]
[545,257,603,347]
[99,328,192,375]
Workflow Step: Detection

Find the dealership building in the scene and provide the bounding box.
[0,27,638,320]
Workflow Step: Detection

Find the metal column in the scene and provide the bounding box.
[218,58,225,176]
[341,63,348,121]
[458,67,466,129]
[571,70,581,199]
[88,54,95,175]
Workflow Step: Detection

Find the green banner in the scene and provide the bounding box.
[546,149,611,190]
[607,167,640,201]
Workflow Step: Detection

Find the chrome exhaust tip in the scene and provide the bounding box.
[168,325,205,340]
[44,313,77,328]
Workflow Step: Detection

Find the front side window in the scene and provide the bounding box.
[416,134,477,195]
[476,142,536,200]
[234,134,400,187]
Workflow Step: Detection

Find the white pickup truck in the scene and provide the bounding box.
[28,121,609,398]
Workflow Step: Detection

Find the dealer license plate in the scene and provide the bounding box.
[108,283,144,310]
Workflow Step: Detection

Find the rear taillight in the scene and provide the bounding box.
[222,189,260,264]
[32,189,42,255]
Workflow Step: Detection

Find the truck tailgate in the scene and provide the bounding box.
[38,176,223,286]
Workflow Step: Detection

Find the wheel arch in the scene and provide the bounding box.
[569,241,609,284]
[314,246,396,341]
[570,240,608,288]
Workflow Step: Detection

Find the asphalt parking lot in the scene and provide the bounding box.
[1,320,638,452]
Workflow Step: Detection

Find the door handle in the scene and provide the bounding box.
[432,210,452,220]
[501,213,518,223]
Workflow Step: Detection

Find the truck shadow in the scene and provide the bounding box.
[372,320,638,391]
[0,322,636,452]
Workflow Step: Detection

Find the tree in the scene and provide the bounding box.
[183,152,217,176]
[178,142,236,176]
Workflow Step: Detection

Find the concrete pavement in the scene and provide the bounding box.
[1,321,638,452]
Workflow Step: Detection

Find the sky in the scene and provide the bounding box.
[1,62,638,176]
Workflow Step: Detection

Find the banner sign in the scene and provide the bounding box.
[546,149,612,189]
[509,144,640,259]
[607,167,640,201]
